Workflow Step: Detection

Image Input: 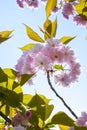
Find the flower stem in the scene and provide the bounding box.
[47,71,78,119]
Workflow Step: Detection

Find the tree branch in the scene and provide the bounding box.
[0,111,11,124]
[47,71,78,119]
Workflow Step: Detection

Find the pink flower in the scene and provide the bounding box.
[30,44,43,54]
[62,46,74,62]
[26,0,39,8]
[62,2,74,19]
[33,53,51,71]
[52,6,59,14]
[43,47,64,64]
[17,0,39,9]
[73,15,87,26]
[69,63,81,82]
[13,125,26,130]
[12,112,24,126]
[41,0,47,2]
[76,112,87,127]
[46,38,62,49]
[16,0,24,8]
[54,72,71,87]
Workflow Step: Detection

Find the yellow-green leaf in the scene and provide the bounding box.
[60,36,76,44]
[44,19,52,30]
[51,17,57,37]
[0,30,13,44]
[0,68,8,83]
[18,73,34,86]
[20,43,35,51]
[75,1,87,16]
[0,124,4,129]
[24,24,44,43]
[43,19,52,40]
[54,64,64,71]
[3,68,18,80]
[59,125,70,130]
[51,111,74,126]
[45,0,57,17]
[23,94,33,105]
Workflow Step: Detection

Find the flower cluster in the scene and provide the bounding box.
[12,110,32,130]
[62,1,87,26]
[15,38,81,87]
[16,0,87,26]
[16,0,47,9]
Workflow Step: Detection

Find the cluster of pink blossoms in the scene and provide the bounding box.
[16,0,47,9]
[15,38,81,87]
[12,110,32,130]
[16,0,87,26]
[62,1,87,26]
[69,112,87,130]
[16,0,58,13]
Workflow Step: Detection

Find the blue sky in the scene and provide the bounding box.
[0,1,87,124]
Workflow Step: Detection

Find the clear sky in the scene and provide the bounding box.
[0,0,87,126]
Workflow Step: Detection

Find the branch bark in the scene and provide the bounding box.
[47,71,78,119]
[0,111,11,124]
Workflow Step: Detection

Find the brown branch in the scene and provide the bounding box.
[47,71,78,119]
[0,111,11,124]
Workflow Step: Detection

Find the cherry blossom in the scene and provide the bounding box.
[16,0,39,9]
[13,125,26,130]
[15,38,81,87]
[62,2,74,19]
[12,110,32,130]
[73,15,87,26]
[12,112,24,126]
[16,0,25,8]
[76,112,87,127]
[54,72,71,87]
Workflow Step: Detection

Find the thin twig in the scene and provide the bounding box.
[0,111,11,124]
[47,71,78,119]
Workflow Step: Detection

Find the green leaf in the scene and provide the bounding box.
[51,17,57,37]
[20,43,35,51]
[24,24,44,43]
[18,73,34,86]
[36,104,53,121]
[60,36,76,44]
[43,18,57,40]
[69,0,76,2]
[38,94,50,104]
[3,68,18,80]
[23,94,33,105]
[0,68,7,83]
[45,0,57,17]
[0,30,13,44]
[0,86,21,107]
[0,118,4,124]
[27,94,53,121]
[54,64,64,70]
[28,94,46,108]
[74,126,87,130]
[44,19,52,40]
[82,7,87,12]
[51,111,74,126]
